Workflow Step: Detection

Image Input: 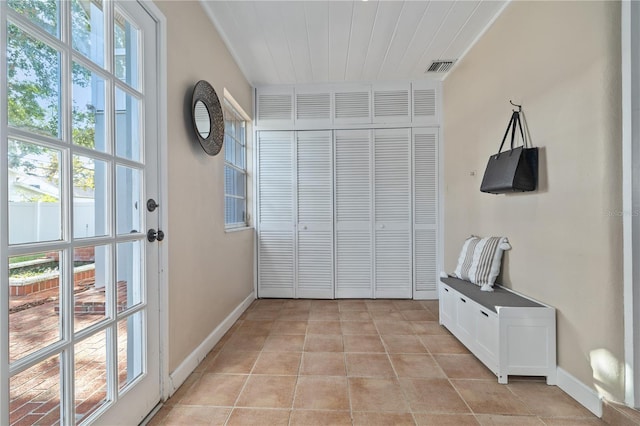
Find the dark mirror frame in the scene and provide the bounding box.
[191,80,224,156]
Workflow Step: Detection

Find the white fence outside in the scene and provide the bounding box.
[9,202,97,245]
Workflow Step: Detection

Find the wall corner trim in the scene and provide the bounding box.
[167,292,255,397]
[556,366,603,417]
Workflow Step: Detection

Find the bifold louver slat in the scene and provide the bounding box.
[374,135,411,223]
[297,131,333,298]
[259,231,295,290]
[298,232,332,290]
[296,93,331,121]
[376,230,412,294]
[374,129,412,298]
[413,128,438,295]
[336,231,372,294]
[414,133,437,225]
[335,130,372,298]
[258,132,293,223]
[413,89,436,118]
[374,89,410,121]
[415,229,437,292]
[335,91,370,122]
[257,132,295,297]
[297,132,332,223]
[335,131,371,222]
[257,92,293,126]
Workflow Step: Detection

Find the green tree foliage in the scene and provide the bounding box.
[7,0,98,199]
[7,1,60,139]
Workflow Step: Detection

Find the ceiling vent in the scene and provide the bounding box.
[426,60,456,73]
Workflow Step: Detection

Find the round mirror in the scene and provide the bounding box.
[193,100,211,139]
[191,80,224,156]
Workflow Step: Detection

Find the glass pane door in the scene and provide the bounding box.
[1,1,161,424]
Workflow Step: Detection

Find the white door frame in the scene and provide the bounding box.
[137,0,169,405]
[622,0,639,409]
[0,0,8,419]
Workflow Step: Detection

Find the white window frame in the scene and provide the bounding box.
[223,91,250,230]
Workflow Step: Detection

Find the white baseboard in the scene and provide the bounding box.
[167,292,255,396]
[557,366,603,417]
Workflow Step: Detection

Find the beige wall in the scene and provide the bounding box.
[155,0,254,373]
[443,1,623,401]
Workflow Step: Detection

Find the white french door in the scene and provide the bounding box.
[0,1,161,424]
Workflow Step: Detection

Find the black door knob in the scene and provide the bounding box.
[147,229,165,242]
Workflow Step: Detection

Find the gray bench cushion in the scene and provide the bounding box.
[441,277,544,313]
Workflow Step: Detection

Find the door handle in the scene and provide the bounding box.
[147,229,165,242]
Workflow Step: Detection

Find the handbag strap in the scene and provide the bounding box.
[498,111,526,153]
[511,111,526,150]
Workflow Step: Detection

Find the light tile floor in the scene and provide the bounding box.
[149,299,605,426]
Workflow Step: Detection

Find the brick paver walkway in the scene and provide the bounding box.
[8,282,131,425]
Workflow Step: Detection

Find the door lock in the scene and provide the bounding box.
[147,198,159,212]
[147,229,165,242]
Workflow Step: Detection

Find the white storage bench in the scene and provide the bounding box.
[439,277,557,384]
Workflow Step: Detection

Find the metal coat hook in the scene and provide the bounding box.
[509,100,522,112]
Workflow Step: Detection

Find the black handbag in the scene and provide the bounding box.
[480,110,538,194]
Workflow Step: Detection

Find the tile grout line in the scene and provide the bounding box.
[424,307,484,423]
[222,323,261,426]
[286,329,306,426]
[382,327,417,425]
[504,379,537,417]
[343,345,355,425]
[439,363,479,422]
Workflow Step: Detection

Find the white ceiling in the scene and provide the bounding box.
[201,0,508,87]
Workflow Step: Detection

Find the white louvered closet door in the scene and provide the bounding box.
[258,131,295,298]
[297,131,333,298]
[374,128,413,298]
[413,128,439,299]
[335,129,373,298]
